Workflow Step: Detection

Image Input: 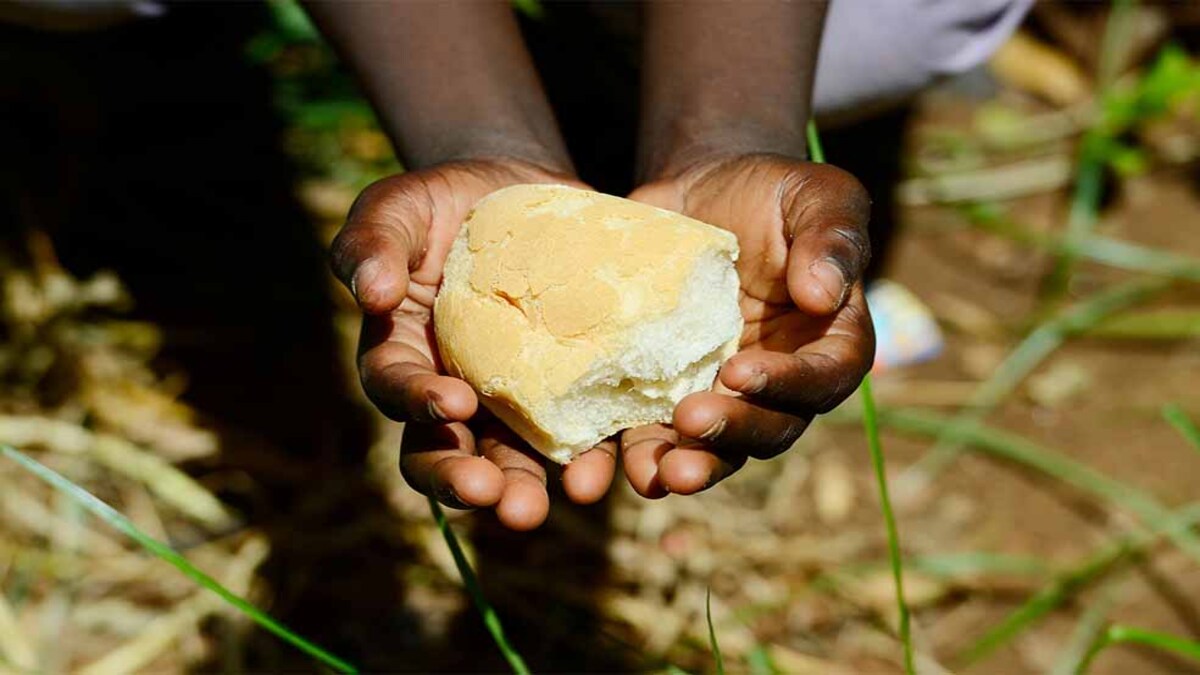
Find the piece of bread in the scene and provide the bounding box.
[434,184,743,464]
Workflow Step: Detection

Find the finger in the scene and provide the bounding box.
[479,425,550,531]
[359,338,478,423]
[620,424,676,499]
[720,289,875,412]
[782,164,872,315]
[656,446,746,495]
[400,422,504,509]
[673,391,812,461]
[561,439,618,505]
[329,175,431,314]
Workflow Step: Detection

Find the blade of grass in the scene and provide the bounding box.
[963,546,1128,665]
[809,118,915,674]
[511,0,545,20]
[1163,404,1200,455]
[961,204,1200,284]
[0,445,356,674]
[907,552,1051,579]
[706,588,725,675]
[428,496,530,675]
[1044,0,1138,299]
[961,502,1200,665]
[877,409,1200,564]
[861,377,917,675]
[1078,625,1200,674]
[1045,138,1105,298]
[826,551,1051,583]
[746,644,781,675]
[898,277,1167,495]
[806,119,826,163]
[1075,238,1200,284]
[1051,581,1124,675]
[1080,310,1200,340]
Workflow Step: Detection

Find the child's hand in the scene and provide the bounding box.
[621,154,876,496]
[331,159,616,530]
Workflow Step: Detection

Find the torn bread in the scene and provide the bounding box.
[433,184,742,464]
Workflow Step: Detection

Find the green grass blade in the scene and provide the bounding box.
[1045,145,1105,298]
[1077,237,1200,284]
[511,0,545,20]
[908,552,1051,578]
[809,118,914,674]
[900,278,1167,492]
[963,545,1128,665]
[960,542,1118,658]
[706,588,725,675]
[1078,625,1200,674]
[877,409,1200,565]
[1080,310,1200,340]
[428,497,530,675]
[1106,625,1200,660]
[1163,404,1200,455]
[1045,0,1137,299]
[962,502,1200,665]
[861,377,917,675]
[806,119,826,163]
[1052,583,1122,675]
[961,204,1200,283]
[746,644,780,675]
[0,445,356,674]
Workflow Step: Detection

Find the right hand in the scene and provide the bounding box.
[330,159,619,531]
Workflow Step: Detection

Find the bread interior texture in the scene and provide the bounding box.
[535,250,741,463]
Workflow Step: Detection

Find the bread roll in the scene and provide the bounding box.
[434,184,742,464]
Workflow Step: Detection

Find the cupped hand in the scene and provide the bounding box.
[331,159,618,530]
[621,154,876,497]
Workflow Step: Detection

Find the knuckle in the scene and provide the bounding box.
[781,163,872,247]
[831,226,872,276]
[748,418,807,460]
[501,466,547,486]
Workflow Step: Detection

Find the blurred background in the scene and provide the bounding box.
[2,1,1200,673]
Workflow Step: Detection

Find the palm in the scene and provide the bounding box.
[332,159,606,531]
[620,155,874,497]
[358,161,586,373]
[629,158,846,360]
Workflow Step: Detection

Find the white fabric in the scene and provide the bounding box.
[815,0,1035,121]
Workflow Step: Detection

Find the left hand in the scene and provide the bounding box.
[620,153,876,497]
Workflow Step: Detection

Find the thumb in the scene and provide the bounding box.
[330,221,415,315]
[329,175,431,315]
[782,164,872,316]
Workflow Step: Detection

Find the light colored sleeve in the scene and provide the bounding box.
[814,0,1035,123]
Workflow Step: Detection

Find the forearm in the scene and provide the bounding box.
[304,0,571,172]
[638,0,827,180]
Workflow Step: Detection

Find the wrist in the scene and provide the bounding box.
[402,126,575,178]
[637,1,825,183]
[638,117,809,182]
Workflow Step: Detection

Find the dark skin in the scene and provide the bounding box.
[308,0,874,530]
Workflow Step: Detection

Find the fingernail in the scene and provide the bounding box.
[742,371,769,394]
[434,483,468,510]
[698,417,727,441]
[427,391,448,421]
[351,259,382,304]
[809,258,848,309]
